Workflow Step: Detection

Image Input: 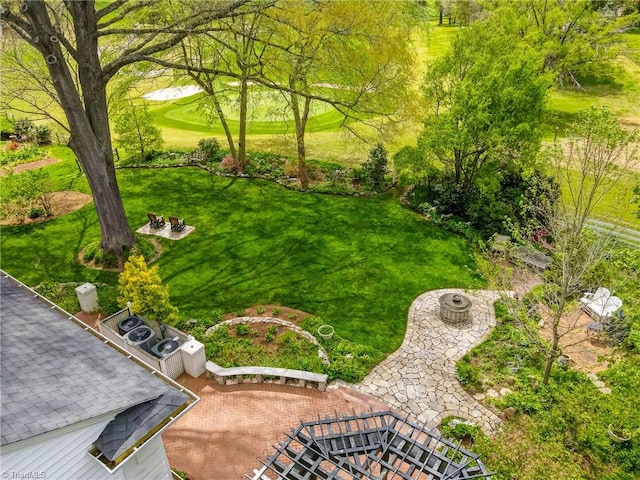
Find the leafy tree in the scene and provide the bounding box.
[417,18,549,214]
[449,0,483,25]
[117,255,179,324]
[1,0,251,262]
[521,107,638,384]
[263,0,414,188]
[362,143,389,191]
[480,0,640,86]
[111,93,163,158]
[178,0,414,188]
[393,145,439,186]
[178,6,270,172]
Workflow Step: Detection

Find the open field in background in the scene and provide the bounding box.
[149,24,639,154]
[148,90,344,135]
[559,169,640,228]
[622,27,640,65]
[2,23,638,225]
[545,55,640,137]
[4,22,637,148]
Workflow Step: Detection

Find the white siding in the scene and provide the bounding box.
[1,419,173,480]
[122,436,172,480]
[1,418,121,480]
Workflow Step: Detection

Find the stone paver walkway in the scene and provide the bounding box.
[351,288,505,433]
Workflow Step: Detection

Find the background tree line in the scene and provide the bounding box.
[3,0,637,259]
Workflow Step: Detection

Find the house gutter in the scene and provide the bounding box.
[0,271,200,472]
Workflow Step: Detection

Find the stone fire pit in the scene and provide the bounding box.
[439,292,472,324]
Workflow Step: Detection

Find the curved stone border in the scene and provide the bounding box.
[351,289,509,434]
[206,317,329,364]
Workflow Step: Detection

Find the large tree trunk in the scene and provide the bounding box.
[24,2,134,261]
[290,91,311,189]
[237,70,249,172]
[211,91,238,162]
[70,139,135,258]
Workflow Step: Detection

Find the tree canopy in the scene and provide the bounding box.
[524,106,638,384]
[414,17,550,225]
[176,0,415,187]
[0,0,257,259]
[480,0,640,86]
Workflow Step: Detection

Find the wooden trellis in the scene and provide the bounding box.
[248,410,493,480]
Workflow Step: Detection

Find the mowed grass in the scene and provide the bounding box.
[622,28,640,66]
[559,168,640,228]
[149,90,347,136]
[0,157,484,353]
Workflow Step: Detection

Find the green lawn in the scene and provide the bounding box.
[559,168,640,228]
[149,90,347,136]
[0,156,484,354]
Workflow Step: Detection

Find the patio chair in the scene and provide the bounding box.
[147,212,165,229]
[580,287,611,308]
[169,216,185,232]
[580,287,622,321]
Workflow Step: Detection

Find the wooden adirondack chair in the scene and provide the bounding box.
[147,212,165,229]
[169,216,185,232]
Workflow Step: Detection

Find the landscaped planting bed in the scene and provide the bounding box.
[203,323,325,373]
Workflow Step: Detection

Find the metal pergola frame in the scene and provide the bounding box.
[248,410,493,480]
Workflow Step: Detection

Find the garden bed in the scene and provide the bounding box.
[0,191,91,226]
[0,156,59,175]
[223,305,312,324]
[203,321,325,373]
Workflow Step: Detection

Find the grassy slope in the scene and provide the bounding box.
[559,169,640,228]
[0,159,483,353]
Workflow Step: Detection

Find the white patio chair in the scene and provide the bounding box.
[580,287,622,321]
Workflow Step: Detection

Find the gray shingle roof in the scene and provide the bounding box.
[0,274,178,446]
[94,390,189,461]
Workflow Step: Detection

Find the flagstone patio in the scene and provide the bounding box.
[136,222,195,240]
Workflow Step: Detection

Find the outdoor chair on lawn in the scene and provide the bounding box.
[147,212,165,229]
[169,216,185,232]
